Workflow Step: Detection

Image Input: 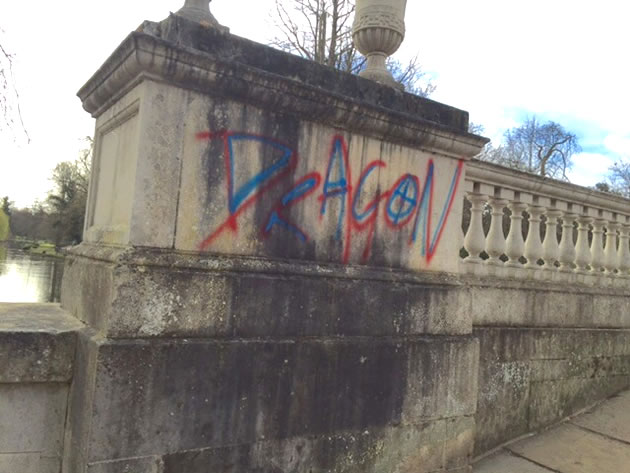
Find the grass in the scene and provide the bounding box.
[13,239,62,258]
[27,242,61,257]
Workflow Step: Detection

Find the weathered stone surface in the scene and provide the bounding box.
[474,327,630,455]
[0,454,60,473]
[83,81,187,249]
[469,280,630,328]
[529,356,630,382]
[0,303,82,382]
[86,456,163,473]
[0,304,80,473]
[63,332,476,468]
[160,417,473,473]
[0,384,68,457]
[162,421,452,473]
[62,333,99,473]
[475,359,531,456]
[529,375,630,431]
[62,246,472,339]
[402,341,478,423]
[444,416,475,470]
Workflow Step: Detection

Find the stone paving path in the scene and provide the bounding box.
[474,390,630,473]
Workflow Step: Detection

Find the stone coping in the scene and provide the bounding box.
[66,243,630,297]
[77,15,487,158]
[0,303,84,333]
[0,304,83,383]
[467,159,630,217]
[460,272,630,296]
[65,243,464,288]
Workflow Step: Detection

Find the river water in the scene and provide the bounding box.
[0,244,64,303]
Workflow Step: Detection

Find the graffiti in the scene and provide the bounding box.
[264,172,322,243]
[197,131,297,249]
[196,130,463,265]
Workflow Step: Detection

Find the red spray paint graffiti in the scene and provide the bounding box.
[196,130,463,265]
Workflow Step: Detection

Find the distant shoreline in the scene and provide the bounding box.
[0,239,63,258]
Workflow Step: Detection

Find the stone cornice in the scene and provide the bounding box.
[78,18,488,159]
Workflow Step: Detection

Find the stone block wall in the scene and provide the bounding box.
[472,280,630,455]
[0,304,82,473]
[61,246,479,473]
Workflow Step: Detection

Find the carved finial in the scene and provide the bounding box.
[176,0,221,27]
[352,0,407,90]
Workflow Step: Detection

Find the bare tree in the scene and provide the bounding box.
[0,29,27,140]
[480,116,580,179]
[271,0,435,96]
[604,159,630,197]
[468,122,485,135]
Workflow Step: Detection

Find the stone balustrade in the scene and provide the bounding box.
[462,160,630,286]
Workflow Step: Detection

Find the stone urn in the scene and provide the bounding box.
[352,0,407,89]
[176,0,221,27]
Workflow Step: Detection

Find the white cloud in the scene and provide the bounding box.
[400,0,630,173]
[603,135,630,157]
[567,152,615,187]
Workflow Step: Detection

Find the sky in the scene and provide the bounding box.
[1,0,629,207]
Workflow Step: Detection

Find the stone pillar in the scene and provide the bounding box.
[60,8,487,473]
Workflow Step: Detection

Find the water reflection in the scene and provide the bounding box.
[0,244,64,303]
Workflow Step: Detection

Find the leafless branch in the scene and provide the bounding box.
[0,30,29,141]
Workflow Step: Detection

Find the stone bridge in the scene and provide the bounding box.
[1,3,629,473]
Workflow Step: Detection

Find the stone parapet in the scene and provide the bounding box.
[61,10,486,473]
[0,304,83,473]
[0,303,83,383]
[463,159,630,285]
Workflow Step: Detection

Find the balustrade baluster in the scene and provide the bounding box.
[618,223,630,277]
[604,221,620,275]
[542,209,562,270]
[558,212,577,272]
[590,219,606,273]
[524,205,544,268]
[464,193,487,263]
[574,216,593,272]
[506,201,527,267]
[485,197,507,266]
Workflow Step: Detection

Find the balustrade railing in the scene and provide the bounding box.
[462,160,630,287]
